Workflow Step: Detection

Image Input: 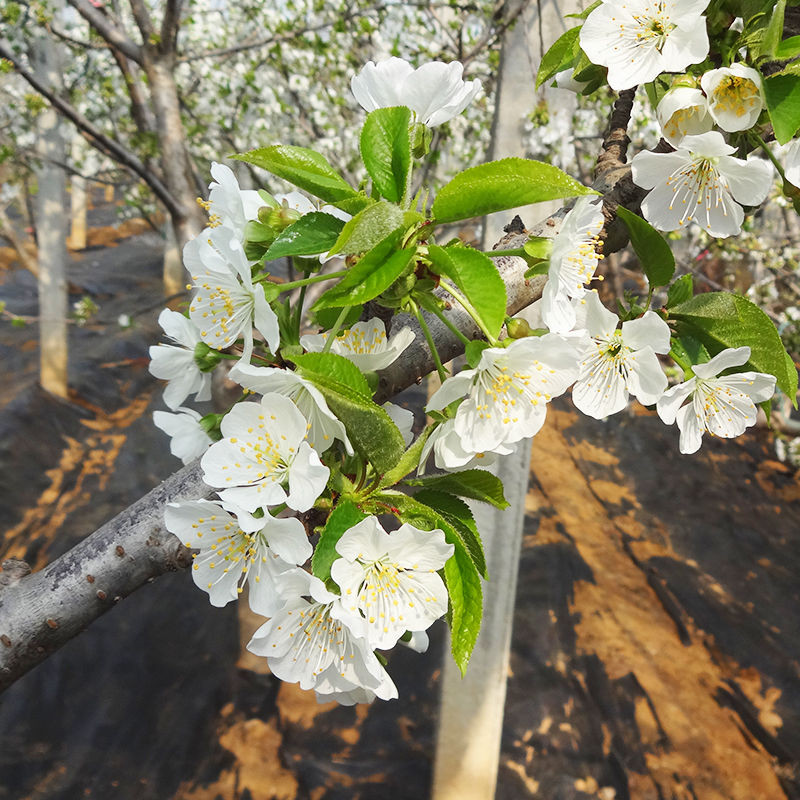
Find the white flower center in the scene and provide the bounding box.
[284,602,351,678]
[581,330,634,390]
[627,2,676,52]
[664,156,728,227]
[229,424,294,481]
[191,516,258,593]
[712,75,760,118]
[474,360,554,424]
[330,326,388,355]
[348,556,434,635]
[664,105,704,141]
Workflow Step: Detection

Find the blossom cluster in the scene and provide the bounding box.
[567,0,800,239]
[148,55,786,705]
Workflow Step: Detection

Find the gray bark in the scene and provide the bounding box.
[31,26,69,399]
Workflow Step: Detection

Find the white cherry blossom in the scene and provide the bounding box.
[330,517,453,650]
[205,162,263,240]
[418,419,513,474]
[153,408,213,465]
[631,131,773,237]
[247,572,398,703]
[541,197,605,334]
[201,393,329,513]
[300,319,415,372]
[580,0,710,91]
[148,309,212,410]
[229,362,353,455]
[572,291,670,418]
[701,63,764,133]
[426,335,582,453]
[164,498,311,616]
[656,86,713,147]
[785,138,800,188]
[656,346,776,453]
[186,227,280,360]
[351,57,481,127]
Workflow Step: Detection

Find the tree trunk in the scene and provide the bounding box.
[31,26,68,399]
[145,54,204,276]
[67,138,87,251]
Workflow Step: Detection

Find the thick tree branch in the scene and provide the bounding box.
[65,0,143,64]
[0,42,182,221]
[109,47,158,138]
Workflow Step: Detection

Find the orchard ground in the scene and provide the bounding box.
[0,193,799,799]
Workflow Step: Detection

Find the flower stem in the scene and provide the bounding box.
[254,269,347,292]
[753,132,786,183]
[322,306,350,353]
[481,247,527,258]
[411,300,448,383]
[438,278,500,345]
[293,285,307,333]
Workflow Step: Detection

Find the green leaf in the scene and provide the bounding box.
[245,220,277,244]
[616,206,675,287]
[379,426,433,488]
[761,0,786,58]
[332,193,374,216]
[405,468,508,509]
[428,244,507,340]
[669,292,799,402]
[764,73,800,143]
[311,304,361,331]
[776,34,800,58]
[465,339,490,368]
[666,274,693,308]
[313,230,416,310]
[233,145,357,203]
[361,106,412,203]
[536,27,582,88]
[431,158,597,225]
[328,200,408,256]
[312,500,367,582]
[262,212,344,260]
[291,351,372,396]
[523,236,553,260]
[384,492,482,674]
[307,375,406,472]
[415,489,487,579]
[669,333,710,374]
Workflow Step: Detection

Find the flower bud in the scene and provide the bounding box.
[411,122,433,158]
[193,341,224,372]
[506,317,531,339]
[670,74,699,90]
[266,204,303,232]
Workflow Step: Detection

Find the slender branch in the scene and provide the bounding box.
[160,0,183,55]
[0,43,182,219]
[127,0,157,42]
[47,23,109,50]
[65,0,143,64]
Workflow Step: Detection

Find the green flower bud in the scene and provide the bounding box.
[411,122,433,159]
[199,412,224,441]
[267,205,302,232]
[670,74,699,90]
[193,341,224,372]
[506,317,532,339]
